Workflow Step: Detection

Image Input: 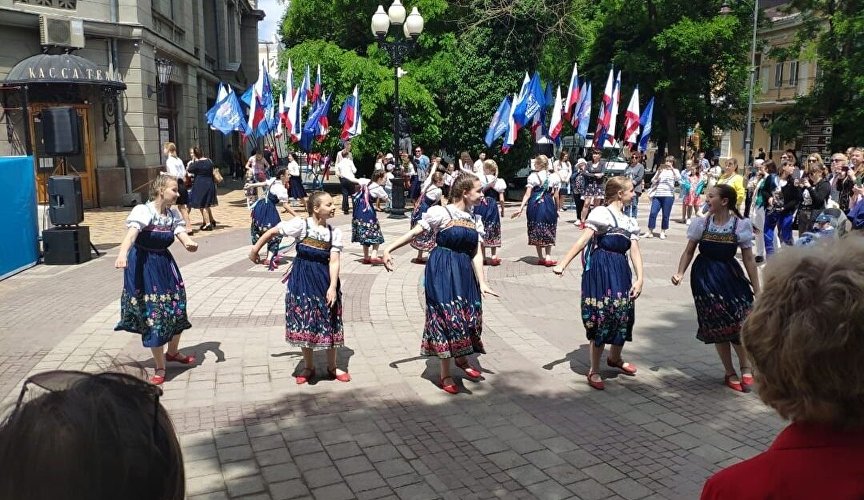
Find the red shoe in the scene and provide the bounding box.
[149,368,166,386]
[607,358,637,375]
[490,257,502,266]
[579,221,586,230]
[543,259,558,267]
[166,351,196,364]
[440,377,459,394]
[741,372,754,391]
[296,368,315,385]
[362,257,372,264]
[455,360,482,379]
[410,257,427,264]
[725,373,744,392]
[369,257,384,265]
[327,367,351,382]
[587,371,604,390]
[537,259,548,266]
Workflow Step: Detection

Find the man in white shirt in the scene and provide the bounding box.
[336,141,358,214]
[473,152,487,176]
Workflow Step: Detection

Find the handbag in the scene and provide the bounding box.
[212,166,224,185]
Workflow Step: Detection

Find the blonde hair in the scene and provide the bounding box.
[742,238,864,428]
[604,176,633,202]
[534,155,549,171]
[163,142,177,155]
[149,174,177,201]
[483,159,499,176]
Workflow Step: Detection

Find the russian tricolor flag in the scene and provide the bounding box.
[564,62,580,121]
[339,85,362,140]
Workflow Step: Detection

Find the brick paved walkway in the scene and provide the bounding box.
[0,196,784,500]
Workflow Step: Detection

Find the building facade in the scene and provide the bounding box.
[720,1,824,165]
[0,0,263,207]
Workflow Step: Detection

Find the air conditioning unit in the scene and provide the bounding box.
[39,15,85,49]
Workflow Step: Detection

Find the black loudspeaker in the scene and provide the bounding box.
[48,175,85,225]
[42,107,81,156]
[43,226,91,265]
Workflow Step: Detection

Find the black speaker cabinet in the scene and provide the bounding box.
[42,107,81,156]
[43,226,91,265]
[48,175,84,226]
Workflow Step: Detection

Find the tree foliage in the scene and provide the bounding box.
[279,0,752,172]
[766,0,864,149]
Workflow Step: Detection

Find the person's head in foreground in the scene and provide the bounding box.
[0,370,184,500]
[701,237,864,499]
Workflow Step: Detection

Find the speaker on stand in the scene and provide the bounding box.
[40,107,101,265]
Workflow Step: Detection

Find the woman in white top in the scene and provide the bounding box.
[382,174,499,395]
[245,168,299,268]
[352,171,390,264]
[512,155,560,266]
[409,171,445,263]
[286,153,308,209]
[644,156,678,239]
[554,151,573,211]
[475,160,507,265]
[163,142,191,227]
[552,176,644,390]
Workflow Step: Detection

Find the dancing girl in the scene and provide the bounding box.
[383,175,499,394]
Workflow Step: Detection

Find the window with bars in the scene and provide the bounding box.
[789,60,799,87]
[15,0,77,8]
[774,62,784,88]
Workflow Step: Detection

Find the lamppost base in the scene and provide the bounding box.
[387,208,406,219]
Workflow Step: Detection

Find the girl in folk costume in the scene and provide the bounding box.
[474,159,506,266]
[383,175,499,394]
[249,192,350,384]
[115,175,199,386]
[553,177,645,390]
[246,168,299,269]
[285,152,308,209]
[672,184,760,392]
[352,170,390,265]
[409,171,445,264]
[512,155,560,266]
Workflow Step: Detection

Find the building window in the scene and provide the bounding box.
[789,60,799,87]
[15,0,77,8]
[774,62,784,88]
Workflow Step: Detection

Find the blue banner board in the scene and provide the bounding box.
[0,156,39,279]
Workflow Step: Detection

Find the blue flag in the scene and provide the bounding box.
[544,81,554,109]
[512,72,545,128]
[206,86,251,136]
[638,96,654,152]
[576,81,592,138]
[300,95,329,152]
[484,96,512,147]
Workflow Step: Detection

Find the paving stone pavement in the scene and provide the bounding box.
[0,195,785,500]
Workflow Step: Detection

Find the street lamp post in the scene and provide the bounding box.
[722,0,759,166]
[371,1,424,218]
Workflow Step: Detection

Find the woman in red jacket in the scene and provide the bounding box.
[701,238,864,499]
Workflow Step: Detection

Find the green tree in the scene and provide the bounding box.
[766,0,864,149]
[582,0,751,159]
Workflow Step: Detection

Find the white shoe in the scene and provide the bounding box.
[642,231,654,239]
[685,218,691,225]
[659,231,667,240]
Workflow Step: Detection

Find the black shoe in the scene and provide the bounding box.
[200,224,214,231]
[755,255,765,263]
